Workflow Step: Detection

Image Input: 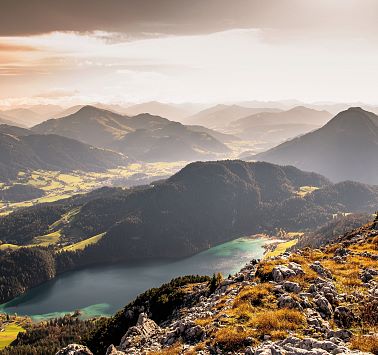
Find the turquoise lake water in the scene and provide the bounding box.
[0,237,267,320]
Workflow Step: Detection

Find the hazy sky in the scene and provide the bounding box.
[1,0,378,107]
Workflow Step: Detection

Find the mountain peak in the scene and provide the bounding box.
[252,107,378,184]
[328,106,378,126]
[76,105,104,115]
[347,106,364,112]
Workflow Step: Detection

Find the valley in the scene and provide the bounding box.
[0,161,186,217]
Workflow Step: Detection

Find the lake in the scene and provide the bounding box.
[0,237,268,321]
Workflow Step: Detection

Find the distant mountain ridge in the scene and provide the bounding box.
[32,106,232,162]
[184,104,281,128]
[230,106,333,147]
[0,130,129,181]
[251,107,378,184]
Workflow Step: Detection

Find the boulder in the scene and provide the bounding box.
[278,294,303,310]
[283,281,301,293]
[310,261,333,279]
[55,344,93,355]
[105,345,125,355]
[314,295,333,319]
[119,313,161,349]
[334,306,355,328]
[272,263,303,283]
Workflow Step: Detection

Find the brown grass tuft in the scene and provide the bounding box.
[351,334,378,354]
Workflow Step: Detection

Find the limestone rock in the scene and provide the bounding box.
[119,313,161,350]
[55,344,93,355]
[310,261,333,279]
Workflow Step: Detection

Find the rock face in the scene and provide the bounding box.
[117,312,162,352]
[249,336,371,355]
[55,344,93,355]
[272,262,304,282]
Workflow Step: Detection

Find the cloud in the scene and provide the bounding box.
[0,0,377,40]
[33,89,80,98]
[0,43,37,51]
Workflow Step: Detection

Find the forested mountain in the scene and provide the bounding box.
[0,131,129,181]
[32,106,231,162]
[251,107,378,184]
[0,124,32,136]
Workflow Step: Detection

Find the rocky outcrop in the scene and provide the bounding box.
[248,336,371,354]
[116,313,163,353]
[272,262,304,282]
[55,344,93,355]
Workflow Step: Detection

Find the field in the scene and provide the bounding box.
[62,233,106,252]
[0,243,20,251]
[296,186,319,197]
[0,323,25,349]
[265,239,298,258]
[0,162,187,216]
[31,231,61,247]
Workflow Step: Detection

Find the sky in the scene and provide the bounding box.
[1,0,378,107]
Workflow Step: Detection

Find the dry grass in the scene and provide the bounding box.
[256,259,285,281]
[234,283,274,307]
[351,334,378,354]
[249,308,305,338]
[213,327,254,351]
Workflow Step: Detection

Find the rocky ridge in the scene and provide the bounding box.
[59,223,378,355]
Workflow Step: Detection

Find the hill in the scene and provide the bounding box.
[251,107,378,184]
[0,108,44,127]
[0,114,23,127]
[184,104,281,129]
[32,106,231,162]
[0,124,32,136]
[0,132,129,181]
[230,106,332,145]
[123,101,190,121]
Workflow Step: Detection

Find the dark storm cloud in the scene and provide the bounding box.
[1,0,377,38]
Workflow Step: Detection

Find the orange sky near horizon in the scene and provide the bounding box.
[0,0,377,108]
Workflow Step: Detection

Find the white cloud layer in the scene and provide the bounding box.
[0,28,378,106]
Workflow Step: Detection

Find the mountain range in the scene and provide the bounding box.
[184,104,281,129]
[0,126,129,181]
[230,106,332,145]
[122,101,191,121]
[251,107,378,184]
[32,106,233,162]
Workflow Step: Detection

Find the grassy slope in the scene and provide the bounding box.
[0,323,25,349]
[62,233,106,252]
[265,239,298,258]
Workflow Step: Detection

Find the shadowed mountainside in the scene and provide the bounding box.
[0,131,129,181]
[251,107,378,184]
